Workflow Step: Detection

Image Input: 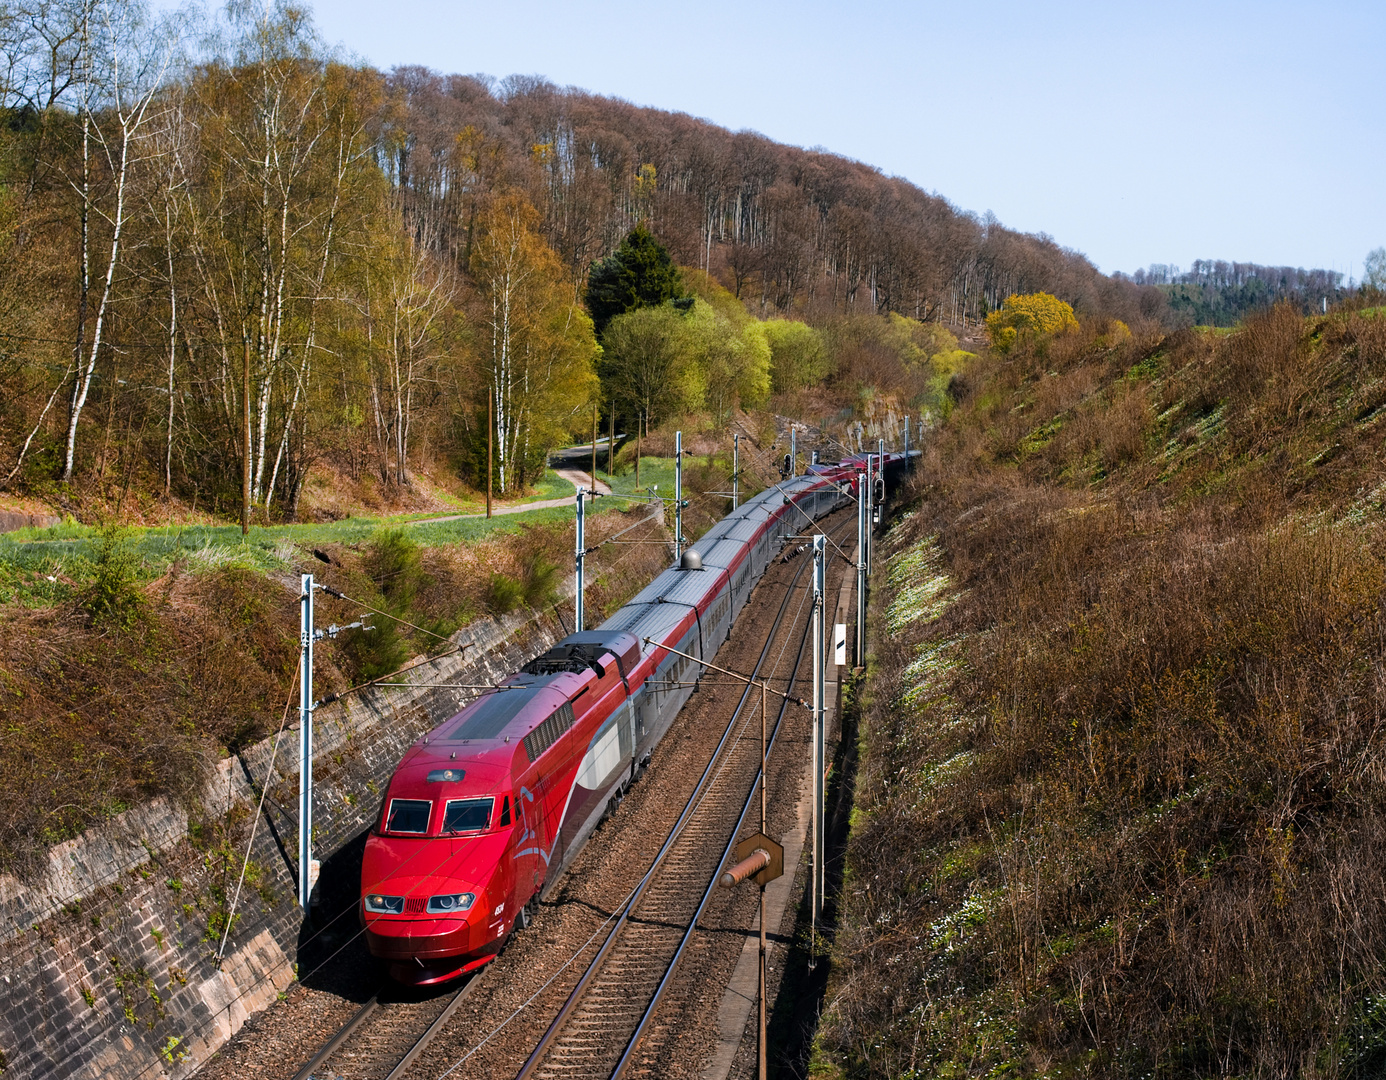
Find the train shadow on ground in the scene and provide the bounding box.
[295,826,381,1004]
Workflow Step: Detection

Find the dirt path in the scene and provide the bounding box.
[401,468,612,528]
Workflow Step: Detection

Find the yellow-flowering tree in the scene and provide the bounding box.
[986,292,1079,353]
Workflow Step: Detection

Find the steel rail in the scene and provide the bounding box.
[289,995,379,1080]
[513,508,853,1080]
[288,975,475,1080]
[384,976,480,1079]
[611,599,816,1077]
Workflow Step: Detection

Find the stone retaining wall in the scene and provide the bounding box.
[0,586,579,1080]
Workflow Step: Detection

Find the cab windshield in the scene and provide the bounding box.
[386,798,431,834]
[443,797,493,834]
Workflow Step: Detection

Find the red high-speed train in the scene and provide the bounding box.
[359,452,910,984]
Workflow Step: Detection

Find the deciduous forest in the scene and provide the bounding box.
[0,0,1177,524]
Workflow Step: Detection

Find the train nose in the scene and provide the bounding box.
[361,876,488,960]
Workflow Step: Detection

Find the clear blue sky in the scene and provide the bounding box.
[243,0,1386,278]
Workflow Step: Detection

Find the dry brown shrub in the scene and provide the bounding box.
[822,303,1386,1077]
[0,567,297,877]
[1098,381,1153,469]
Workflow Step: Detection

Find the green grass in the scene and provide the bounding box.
[607,456,679,497]
[606,454,747,498]
[0,481,635,605]
[527,468,578,500]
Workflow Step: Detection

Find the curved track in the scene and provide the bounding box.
[276,510,852,1080]
[515,512,853,1080]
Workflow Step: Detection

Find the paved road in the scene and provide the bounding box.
[404,468,612,527]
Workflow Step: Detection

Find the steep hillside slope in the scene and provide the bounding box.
[821,302,1386,1077]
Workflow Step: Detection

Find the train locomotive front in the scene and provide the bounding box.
[359,632,643,985]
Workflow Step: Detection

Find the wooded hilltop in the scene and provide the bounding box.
[0,0,1178,522]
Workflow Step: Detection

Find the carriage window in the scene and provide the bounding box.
[499,795,511,826]
[387,798,431,834]
[443,797,494,834]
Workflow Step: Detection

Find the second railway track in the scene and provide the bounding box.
[211,508,856,1080]
[513,509,857,1080]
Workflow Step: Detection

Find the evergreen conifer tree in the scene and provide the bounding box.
[585,224,683,337]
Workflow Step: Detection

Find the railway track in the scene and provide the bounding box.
[280,510,853,1080]
[291,978,476,1080]
[515,512,854,1080]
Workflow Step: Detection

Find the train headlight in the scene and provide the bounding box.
[365,894,405,914]
[426,892,476,914]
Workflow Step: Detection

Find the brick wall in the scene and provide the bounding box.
[0,588,579,1080]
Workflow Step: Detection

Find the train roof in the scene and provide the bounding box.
[600,599,697,658]
[398,631,636,779]
[692,537,746,571]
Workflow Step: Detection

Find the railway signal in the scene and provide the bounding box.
[720,828,784,1080]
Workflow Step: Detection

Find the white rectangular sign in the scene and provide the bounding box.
[833,623,847,666]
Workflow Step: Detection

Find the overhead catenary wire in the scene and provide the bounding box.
[200,504,657,980]
[435,519,831,1080]
[35,494,670,1050]
[316,585,457,644]
[509,509,844,1080]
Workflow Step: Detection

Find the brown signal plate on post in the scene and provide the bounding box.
[733,833,784,887]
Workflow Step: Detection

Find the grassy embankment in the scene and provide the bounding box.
[818,303,1386,1077]
[0,459,708,879]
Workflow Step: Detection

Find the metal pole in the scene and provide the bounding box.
[298,574,314,911]
[856,470,866,669]
[575,487,585,633]
[732,432,739,511]
[812,534,825,935]
[864,455,873,576]
[609,403,615,480]
[636,412,642,489]
[904,414,910,461]
[790,426,796,478]
[591,405,597,488]
[674,430,683,562]
[759,676,768,1080]
[758,878,766,1080]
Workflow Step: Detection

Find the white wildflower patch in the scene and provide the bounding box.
[1341,477,1386,526]
[901,637,961,710]
[927,887,997,952]
[885,535,954,634]
[908,749,976,802]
